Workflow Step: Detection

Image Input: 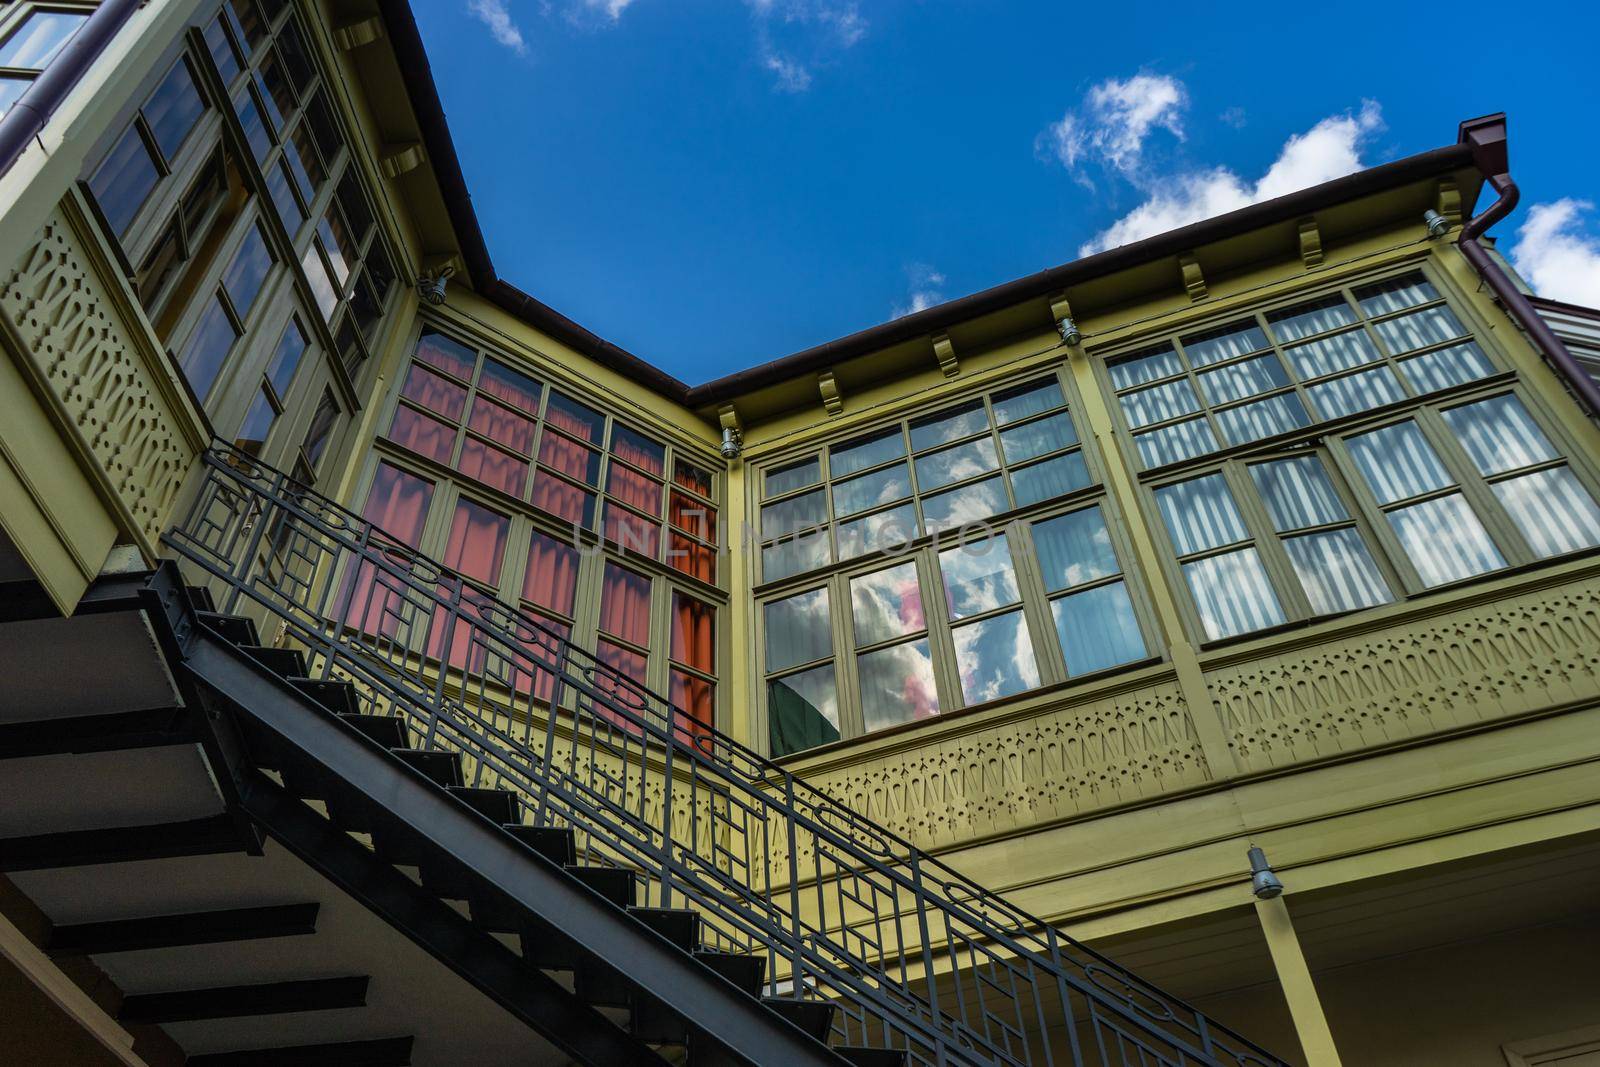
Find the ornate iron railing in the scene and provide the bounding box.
[163,445,1286,1067]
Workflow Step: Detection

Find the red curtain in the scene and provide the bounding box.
[667,533,715,583]
[539,432,600,484]
[477,360,541,414]
[669,670,713,749]
[601,505,661,557]
[674,460,712,496]
[468,396,535,454]
[611,427,664,476]
[669,593,714,673]
[388,406,455,464]
[529,472,595,529]
[607,464,662,515]
[415,330,476,380]
[341,464,432,635]
[598,563,651,646]
[668,491,715,540]
[594,639,649,732]
[545,391,604,443]
[401,364,466,420]
[456,438,527,497]
[443,499,509,586]
[522,530,579,615]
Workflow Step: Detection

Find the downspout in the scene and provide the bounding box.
[1455,113,1600,419]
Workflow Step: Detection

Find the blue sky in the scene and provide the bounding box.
[415,0,1600,382]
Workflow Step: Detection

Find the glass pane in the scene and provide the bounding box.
[859,640,939,732]
[1120,379,1200,429]
[851,562,925,646]
[999,412,1077,463]
[600,504,660,557]
[830,430,903,478]
[1373,306,1467,354]
[1182,322,1270,367]
[915,437,999,490]
[1267,297,1355,342]
[281,129,317,197]
[939,535,1019,619]
[670,593,715,672]
[1249,456,1348,532]
[265,160,304,232]
[1282,330,1382,380]
[1033,507,1119,592]
[222,227,273,320]
[598,562,651,645]
[1109,346,1182,390]
[144,60,206,161]
[1215,392,1310,446]
[545,390,604,443]
[669,671,713,738]
[1308,366,1406,420]
[317,213,354,286]
[457,438,526,497]
[766,457,820,497]
[522,530,579,615]
[837,503,918,559]
[1053,582,1146,676]
[1284,528,1392,615]
[301,244,339,321]
[953,611,1040,704]
[301,390,338,468]
[1157,474,1248,555]
[1011,452,1090,507]
[920,477,1007,534]
[363,463,432,545]
[1346,421,1452,504]
[668,532,716,584]
[762,487,827,539]
[1198,354,1289,406]
[265,318,307,398]
[1183,548,1285,639]
[1388,494,1504,587]
[611,426,665,476]
[443,499,510,586]
[768,664,839,757]
[538,430,600,484]
[834,464,911,518]
[1135,418,1218,467]
[910,402,986,451]
[257,50,293,128]
[204,18,242,85]
[607,463,663,516]
[415,330,476,379]
[1397,342,1495,394]
[763,533,830,582]
[178,296,240,400]
[764,588,831,671]
[277,20,314,92]
[89,125,160,237]
[0,11,87,68]
[388,405,454,464]
[228,0,268,51]
[1440,394,1557,475]
[234,389,275,456]
[675,459,713,497]
[528,472,595,530]
[0,76,28,120]
[668,491,716,539]
[1493,467,1600,558]
[596,640,647,692]
[468,397,536,454]
[1356,274,1439,316]
[992,379,1064,424]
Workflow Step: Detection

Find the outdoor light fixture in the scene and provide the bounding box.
[418,264,455,305]
[719,426,744,460]
[1424,209,1452,239]
[1056,316,1081,347]
[1248,846,1284,899]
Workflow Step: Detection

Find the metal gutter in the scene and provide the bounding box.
[0,0,144,180]
[1455,113,1600,420]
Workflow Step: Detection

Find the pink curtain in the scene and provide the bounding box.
[607,464,662,515]
[388,406,455,464]
[529,472,595,530]
[611,427,664,476]
[545,391,604,443]
[669,593,714,673]
[601,505,660,557]
[668,491,715,540]
[415,330,476,380]
[476,360,541,414]
[539,432,600,485]
[674,460,712,497]
[456,438,527,497]
[598,563,651,646]
[669,671,713,750]
[667,533,715,583]
[468,397,535,454]
[401,364,466,419]
[341,463,432,635]
[443,499,509,586]
[522,530,579,615]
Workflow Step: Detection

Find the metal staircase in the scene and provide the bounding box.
[157,444,1288,1067]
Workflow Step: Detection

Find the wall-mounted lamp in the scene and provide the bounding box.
[1423,209,1452,240]
[719,426,744,460]
[1247,846,1284,900]
[1056,316,1081,347]
[418,264,456,306]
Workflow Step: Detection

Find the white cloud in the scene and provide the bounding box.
[762,46,812,92]
[468,0,527,55]
[574,0,636,23]
[1511,199,1600,308]
[1038,73,1188,177]
[745,0,865,92]
[1219,106,1247,129]
[1079,101,1384,256]
[893,264,945,318]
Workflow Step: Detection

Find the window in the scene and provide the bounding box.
[766,588,840,756]
[0,8,89,120]
[758,375,1091,582]
[87,57,209,239]
[1106,272,1497,469]
[175,223,277,401]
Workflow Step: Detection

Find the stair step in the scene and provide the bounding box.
[574,958,630,1008]
[197,610,258,646]
[504,825,576,866]
[240,644,306,677]
[694,951,764,998]
[838,1049,909,1067]
[630,991,686,1046]
[762,998,835,1042]
[447,786,520,825]
[292,677,361,716]
[390,749,463,788]
[339,714,409,749]
[630,907,699,952]
[568,866,635,909]
[186,585,217,613]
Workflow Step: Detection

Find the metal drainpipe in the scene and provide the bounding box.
[1456,116,1600,419]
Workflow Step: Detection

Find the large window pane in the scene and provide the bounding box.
[1135,418,1218,467]
[611,426,665,477]
[762,533,830,582]
[457,438,526,497]
[1198,354,1289,406]
[1492,468,1600,558]
[1307,366,1406,420]
[1156,474,1249,554]
[999,412,1076,462]
[1053,582,1146,675]
[939,535,1019,619]
[598,562,651,646]
[468,397,536,454]
[910,402,986,451]
[222,226,273,320]
[915,437,999,490]
[670,593,715,674]
[1388,495,1504,586]
[399,365,465,419]
[539,432,600,485]
[830,431,903,478]
[768,664,839,757]
[178,295,240,400]
[1397,342,1495,394]
[766,457,820,497]
[1214,392,1310,446]
[858,640,939,731]
[1373,305,1467,353]
[522,530,579,616]
[1346,422,1451,504]
[1120,379,1200,429]
[1182,322,1270,367]
[837,503,918,559]
[952,611,1039,704]
[764,588,831,671]
[1109,346,1182,390]
[89,125,160,237]
[833,463,911,516]
[1033,507,1118,591]
[415,329,476,380]
[1182,549,1285,639]
[1441,395,1557,475]
[144,60,206,161]
[920,477,1007,534]
[529,472,595,530]
[992,379,1064,423]
[0,11,87,68]
[1282,330,1381,380]
[265,318,307,398]
[1011,452,1090,507]
[1283,529,1392,615]
[388,405,454,464]
[762,488,827,539]
[1267,297,1355,342]
[443,499,510,587]
[851,563,925,646]
[1249,457,1347,530]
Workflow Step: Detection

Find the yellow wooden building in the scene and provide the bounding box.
[1,2,1597,1065]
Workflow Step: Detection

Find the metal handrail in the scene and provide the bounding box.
[162,444,1286,1067]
